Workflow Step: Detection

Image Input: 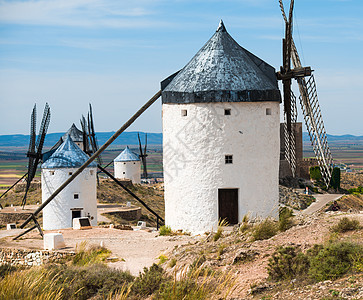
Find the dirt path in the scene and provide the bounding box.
[301,193,343,215]
[0,227,199,276]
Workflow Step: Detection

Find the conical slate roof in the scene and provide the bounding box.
[42,135,96,169]
[161,20,281,103]
[114,146,140,162]
[62,123,83,142]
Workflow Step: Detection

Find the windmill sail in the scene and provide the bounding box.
[138,132,148,179]
[278,0,333,186]
[22,103,51,207]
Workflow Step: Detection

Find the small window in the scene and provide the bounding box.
[225,155,233,164]
[224,109,231,115]
[50,171,55,176]
[90,170,94,175]
[69,172,73,176]
[74,193,79,200]
[181,109,187,117]
[266,108,271,115]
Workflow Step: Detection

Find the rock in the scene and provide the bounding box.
[232,249,259,264]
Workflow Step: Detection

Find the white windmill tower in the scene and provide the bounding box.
[114,146,141,184]
[41,135,97,230]
[161,21,281,234]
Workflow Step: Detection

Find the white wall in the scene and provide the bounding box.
[114,161,141,184]
[41,167,97,230]
[162,101,280,234]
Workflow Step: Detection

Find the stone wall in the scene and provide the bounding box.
[0,212,32,225]
[105,207,141,221]
[0,248,75,266]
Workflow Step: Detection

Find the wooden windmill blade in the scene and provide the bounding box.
[137,132,148,179]
[143,133,148,179]
[88,104,102,165]
[22,103,51,207]
[279,0,298,177]
[80,115,91,155]
[22,105,37,207]
[278,0,333,186]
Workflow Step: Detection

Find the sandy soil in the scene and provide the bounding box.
[0,226,200,276]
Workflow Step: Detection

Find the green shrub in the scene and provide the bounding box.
[157,278,202,300]
[267,246,309,280]
[213,227,223,241]
[310,166,322,181]
[331,217,360,233]
[159,225,173,236]
[279,207,294,231]
[330,167,341,190]
[309,242,363,282]
[131,263,166,296]
[72,243,111,266]
[252,219,278,241]
[348,186,363,194]
[46,263,134,300]
[169,258,177,268]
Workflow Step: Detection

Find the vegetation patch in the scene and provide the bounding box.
[252,219,278,241]
[278,207,294,232]
[330,217,360,233]
[267,241,363,283]
[268,246,309,280]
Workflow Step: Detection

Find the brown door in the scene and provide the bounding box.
[218,189,238,224]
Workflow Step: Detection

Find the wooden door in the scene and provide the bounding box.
[218,189,238,224]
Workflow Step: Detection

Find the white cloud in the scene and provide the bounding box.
[0,0,167,28]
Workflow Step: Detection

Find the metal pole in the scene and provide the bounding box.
[20,90,162,229]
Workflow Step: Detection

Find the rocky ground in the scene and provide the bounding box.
[160,211,363,299]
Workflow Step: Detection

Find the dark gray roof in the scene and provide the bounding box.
[161,20,281,104]
[114,146,140,162]
[62,123,83,142]
[42,135,96,169]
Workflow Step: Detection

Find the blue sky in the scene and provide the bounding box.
[0,0,362,136]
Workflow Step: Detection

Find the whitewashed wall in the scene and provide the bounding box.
[114,161,141,184]
[162,101,280,234]
[41,167,97,230]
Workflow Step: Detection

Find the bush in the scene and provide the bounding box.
[330,167,341,190]
[46,263,134,299]
[252,219,278,241]
[331,217,360,233]
[310,166,322,181]
[279,207,294,231]
[267,246,309,280]
[131,263,167,296]
[72,243,111,266]
[159,225,173,236]
[309,242,363,282]
[348,186,363,195]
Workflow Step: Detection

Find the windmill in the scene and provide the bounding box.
[22,103,51,207]
[277,0,333,187]
[137,132,148,179]
[0,104,51,209]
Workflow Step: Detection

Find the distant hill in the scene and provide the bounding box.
[0,131,362,148]
[0,131,162,148]
[303,133,363,142]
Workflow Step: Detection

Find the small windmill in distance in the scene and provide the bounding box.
[137,132,148,179]
[0,103,51,209]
